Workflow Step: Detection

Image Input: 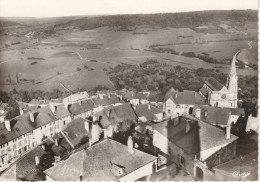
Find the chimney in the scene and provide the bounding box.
[127,136,134,154]
[19,107,24,115]
[29,112,35,122]
[55,138,59,146]
[195,108,201,119]
[175,94,178,99]
[84,121,89,132]
[107,109,111,117]
[41,144,46,151]
[49,104,56,113]
[186,121,191,133]
[5,119,11,131]
[133,105,136,110]
[35,155,40,165]
[148,104,151,110]
[119,95,123,101]
[204,111,208,117]
[226,125,231,140]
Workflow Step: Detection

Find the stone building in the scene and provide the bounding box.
[199,52,238,108]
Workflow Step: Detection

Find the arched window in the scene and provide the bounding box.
[196,166,204,180]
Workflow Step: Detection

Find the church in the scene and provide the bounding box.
[199,52,238,108]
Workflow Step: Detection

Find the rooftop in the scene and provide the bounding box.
[165,89,206,105]
[153,115,238,155]
[134,104,163,121]
[0,106,57,146]
[204,77,224,91]
[44,139,157,181]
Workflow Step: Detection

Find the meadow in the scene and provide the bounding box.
[0,11,258,92]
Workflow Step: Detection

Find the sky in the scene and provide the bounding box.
[0,0,258,17]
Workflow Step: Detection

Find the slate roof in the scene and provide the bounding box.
[54,104,70,119]
[204,77,224,91]
[134,104,163,121]
[213,151,258,181]
[0,146,54,181]
[199,87,208,97]
[192,106,245,126]
[153,115,238,155]
[80,100,94,113]
[61,118,89,147]
[165,90,206,105]
[44,139,157,181]
[0,106,57,146]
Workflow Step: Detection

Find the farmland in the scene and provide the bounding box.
[0,10,258,93]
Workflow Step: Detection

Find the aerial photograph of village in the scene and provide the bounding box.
[0,0,258,181]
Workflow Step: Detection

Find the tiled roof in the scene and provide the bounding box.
[0,146,54,181]
[153,117,200,154]
[0,106,57,146]
[61,118,89,147]
[92,96,120,107]
[54,104,70,119]
[213,151,258,181]
[199,87,208,97]
[44,139,157,181]
[193,106,245,126]
[204,77,224,91]
[153,115,238,154]
[165,90,206,105]
[134,104,163,121]
[94,103,137,128]
[147,93,165,102]
[80,100,93,113]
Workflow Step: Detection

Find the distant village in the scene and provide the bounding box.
[0,53,258,181]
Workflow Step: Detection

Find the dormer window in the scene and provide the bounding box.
[110,162,125,177]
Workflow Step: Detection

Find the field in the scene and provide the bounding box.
[0,11,258,92]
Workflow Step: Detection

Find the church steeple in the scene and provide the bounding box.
[229,51,238,77]
[226,51,239,90]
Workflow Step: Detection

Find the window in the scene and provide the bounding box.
[64,121,66,125]
[176,105,180,108]
[179,155,185,166]
[168,109,171,114]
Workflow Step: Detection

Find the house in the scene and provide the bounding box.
[213,151,258,181]
[44,138,158,181]
[0,106,60,167]
[152,115,238,180]
[133,104,163,122]
[163,88,206,118]
[60,118,91,149]
[62,91,89,105]
[245,115,258,133]
[122,91,149,105]
[192,105,245,128]
[50,104,72,131]
[0,145,53,181]
[94,103,138,137]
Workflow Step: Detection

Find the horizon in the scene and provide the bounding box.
[0,9,258,19]
[0,0,258,18]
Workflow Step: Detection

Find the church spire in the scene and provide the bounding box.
[229,51,239,77]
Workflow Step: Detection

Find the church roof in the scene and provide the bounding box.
[204,77,224,91]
